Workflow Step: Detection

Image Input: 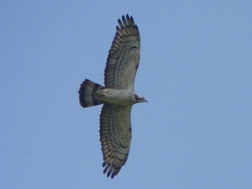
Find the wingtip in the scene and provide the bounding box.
[102,162,119,179]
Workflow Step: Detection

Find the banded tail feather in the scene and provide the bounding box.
[78,79,104,108]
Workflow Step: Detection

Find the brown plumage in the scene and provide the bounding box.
[78,14,147,179]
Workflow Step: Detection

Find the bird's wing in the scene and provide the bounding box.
[99,104,132,178]
[104,14,140,90]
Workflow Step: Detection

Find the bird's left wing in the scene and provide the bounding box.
[99,104,132,178]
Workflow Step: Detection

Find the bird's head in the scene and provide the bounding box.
[135,95,148,103]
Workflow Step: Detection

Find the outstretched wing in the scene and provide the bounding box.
[99,104,132,178]
[104,14,140,90]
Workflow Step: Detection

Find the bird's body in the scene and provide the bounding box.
[96,88,136,105]
[78,14,147,179]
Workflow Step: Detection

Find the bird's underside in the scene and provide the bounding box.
[78,14,146,179]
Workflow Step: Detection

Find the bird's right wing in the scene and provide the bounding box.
[104,14,140,90]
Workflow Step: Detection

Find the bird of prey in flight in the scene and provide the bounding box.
[78,14,147,179]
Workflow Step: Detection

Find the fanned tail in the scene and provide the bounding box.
[78,79,104,108]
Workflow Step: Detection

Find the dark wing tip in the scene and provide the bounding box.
[117,14,136,29]
[102,162,120,179]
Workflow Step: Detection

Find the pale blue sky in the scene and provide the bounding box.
[1,1,252,188]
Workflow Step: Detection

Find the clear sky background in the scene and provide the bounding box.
[1,1,252,189]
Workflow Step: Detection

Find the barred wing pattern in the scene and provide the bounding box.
[99,15,140,178]
[104,14,140,89]
[100,104,132,178]
[79,15,145,179]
